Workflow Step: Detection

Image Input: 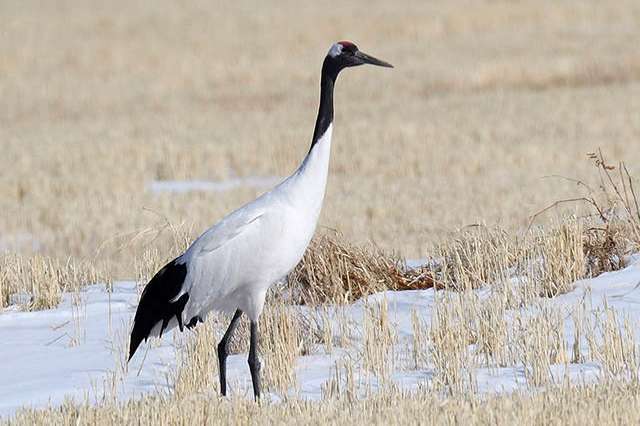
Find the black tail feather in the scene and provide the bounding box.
[128,258,188,361]
[185,315,203,330]
[175,293,189,332]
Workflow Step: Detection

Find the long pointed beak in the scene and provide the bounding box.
[355,50,393,68]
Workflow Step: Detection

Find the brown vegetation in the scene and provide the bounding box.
[2,0,640,422]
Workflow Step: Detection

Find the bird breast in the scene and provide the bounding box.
[182,125,333,320]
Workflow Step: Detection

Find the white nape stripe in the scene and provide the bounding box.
[328,43,343,58]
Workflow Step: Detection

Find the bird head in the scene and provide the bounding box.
[323,41,393,79]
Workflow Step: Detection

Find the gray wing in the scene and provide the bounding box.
[197,209,265,254]
[169,206,266,302]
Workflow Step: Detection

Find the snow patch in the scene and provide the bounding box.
[148,177,282,194]
[2,258,640,418]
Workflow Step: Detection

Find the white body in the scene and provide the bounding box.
[170,125,333,325]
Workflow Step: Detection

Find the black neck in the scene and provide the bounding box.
[309,56,339,153]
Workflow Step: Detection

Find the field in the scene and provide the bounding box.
[2,0,640,424]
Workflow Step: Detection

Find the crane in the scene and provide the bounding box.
[128,41,392,400]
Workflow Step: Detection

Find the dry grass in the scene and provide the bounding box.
[515,306,568,387]
[0,253,111,310]
[430,219,586,300]
[3,0,640,422]
[362,300,397,385]
[172,299,314,401]
[2,214,640,422]
[2,0,640,279]
[433,227,517,291]
[589,304,639,383]
[287,231,435,305]
[529,219,586,297]
[11,380,640,425]
[429,292,478,395]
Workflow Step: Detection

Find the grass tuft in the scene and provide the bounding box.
[286,231,435,305]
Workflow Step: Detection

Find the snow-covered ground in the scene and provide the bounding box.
[2,257,640,418]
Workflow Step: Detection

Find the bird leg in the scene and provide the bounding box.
[248,320,262,400]
[217,309,242,396]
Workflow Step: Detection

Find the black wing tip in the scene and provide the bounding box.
[128,323,146,362]
[128,258,189,363]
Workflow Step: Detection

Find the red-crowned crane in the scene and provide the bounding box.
[129,41,392,400]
